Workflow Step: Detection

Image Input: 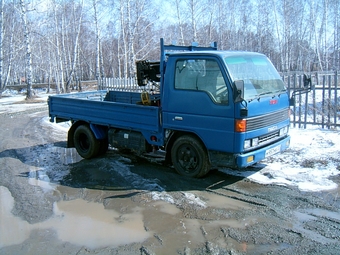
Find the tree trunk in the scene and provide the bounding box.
[120,0,128,79]
[20,0,33,99]
[175,0,185,45]
[127,0,135,77]
[66,0,83,91]
[93,0,101,89]
[0,0,3,94]
[53,2,64,93]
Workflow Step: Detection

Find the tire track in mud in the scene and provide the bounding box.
[206,183,269,208]
[205,180,340,252]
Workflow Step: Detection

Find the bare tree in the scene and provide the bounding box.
[119,0,128,78]
[173,0,185,45]
[0,0,4,94]
[19,0,34,99]
[65,0,84,92]
[331,0,340,70]
[186,0,200,42]
[93,0,102,89]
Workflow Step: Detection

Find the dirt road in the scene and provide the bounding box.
[0,99,339,255]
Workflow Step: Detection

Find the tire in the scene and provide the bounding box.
[73,124,100,159]
[171,135,210,178]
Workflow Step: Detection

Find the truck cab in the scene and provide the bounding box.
[152,49,290,177]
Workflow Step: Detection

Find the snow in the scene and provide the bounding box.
[0,89,49,115]
[220,128,340,192]
[1,90,339,193]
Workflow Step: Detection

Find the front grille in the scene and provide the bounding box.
[247,109,288,131]
[259,131,280,145]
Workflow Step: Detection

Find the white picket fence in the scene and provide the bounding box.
[101,77,140,91]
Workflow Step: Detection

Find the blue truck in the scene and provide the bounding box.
[48,38,311,177]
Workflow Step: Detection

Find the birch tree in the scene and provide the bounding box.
[0,0,4,93]
[19,0,33,99]
[119,0,128,78]
[173,0,185,45]
[52,1,65,93]
[65,0,84,92]
[186,0,200,42]
[93,0,102,88]
[331,0,340,70]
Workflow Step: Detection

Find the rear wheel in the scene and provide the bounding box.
[73,124,100,159]
[171,135,210,178]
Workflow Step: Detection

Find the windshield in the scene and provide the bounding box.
[224,55,286,100]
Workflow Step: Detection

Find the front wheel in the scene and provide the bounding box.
[73,124,100,159]
[171,135,210,178]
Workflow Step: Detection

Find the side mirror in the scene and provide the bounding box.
[290,74,313,106]
[234,80,244,103]
[303,74,311,88]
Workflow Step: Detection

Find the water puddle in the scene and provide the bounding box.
[0,186,150,249]
[0,186,32,248]
[196,191,254,210]
[152,200,182,215]
[27,167,57,192]
[51,147,83,165]
[49,199,149,249]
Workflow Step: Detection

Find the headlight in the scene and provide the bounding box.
[252,137,259,146]
[244,140,251,149]
[279,126,288,136]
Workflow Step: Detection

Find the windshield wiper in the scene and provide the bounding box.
[272,88,287,97]
[257,91,274,98]
[247,89,287,102]
[257,89,286,98]
[273,88,287,93]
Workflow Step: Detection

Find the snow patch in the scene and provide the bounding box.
[221,128,340,192]
[151,191,207,208]
[151,191,175,204]
[41,116,71,132]
[182,192,207,208]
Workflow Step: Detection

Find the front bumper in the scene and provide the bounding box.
[235,135,290,167]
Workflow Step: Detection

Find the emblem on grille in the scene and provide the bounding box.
[270,99,278,105]
[268,126,278,132]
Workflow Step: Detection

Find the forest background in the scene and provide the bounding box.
[0,0,339,97]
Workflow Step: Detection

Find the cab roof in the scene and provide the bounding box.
[166,50,266,59]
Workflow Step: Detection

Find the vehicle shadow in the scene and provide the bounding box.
[1,141,264,194]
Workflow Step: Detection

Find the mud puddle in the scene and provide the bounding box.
[0,186,150,249]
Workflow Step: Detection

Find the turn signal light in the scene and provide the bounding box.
[247,156,254,163]
[235,119,247,132]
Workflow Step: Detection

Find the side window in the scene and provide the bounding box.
[175,59,229,105]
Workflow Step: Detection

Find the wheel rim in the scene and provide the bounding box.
[176,144,199,174]
[78,133,90,152]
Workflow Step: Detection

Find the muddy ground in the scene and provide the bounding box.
[0,100,340,255]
